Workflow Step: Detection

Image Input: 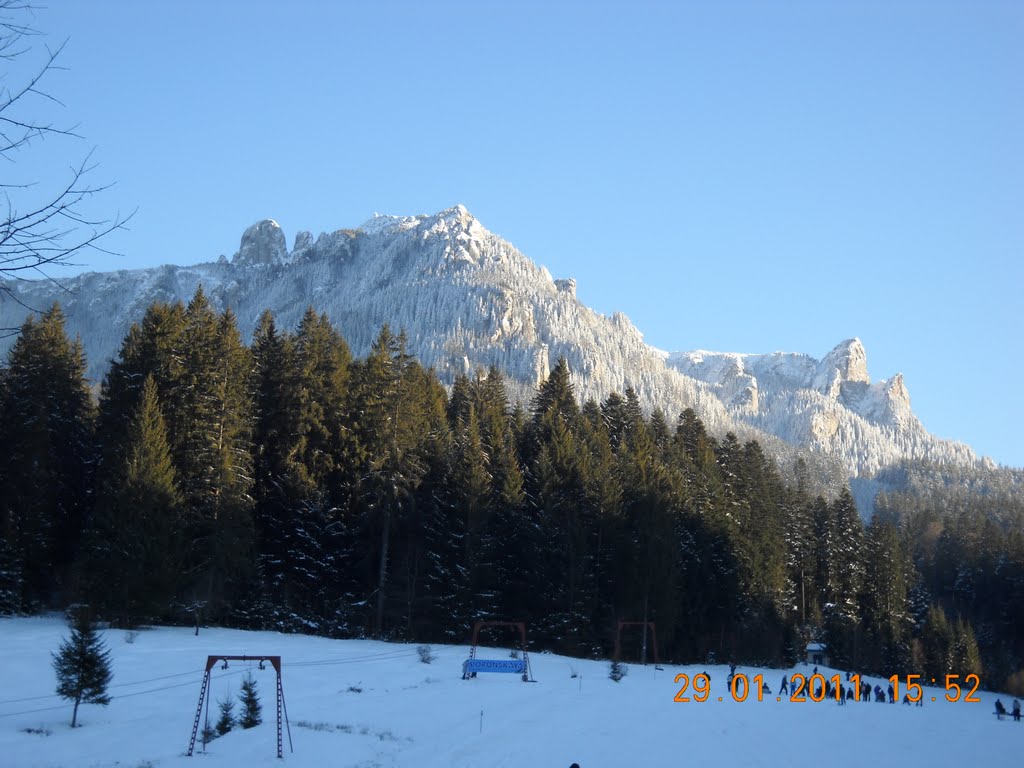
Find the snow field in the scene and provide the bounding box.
[0,616,1017,767]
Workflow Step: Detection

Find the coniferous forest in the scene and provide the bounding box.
[1,292,1022,691]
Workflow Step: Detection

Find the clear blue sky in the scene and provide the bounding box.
[21,0,1024,467]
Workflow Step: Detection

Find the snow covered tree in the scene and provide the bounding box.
[215,690,235,736]
[51,612,112,727]
[238,672,262,729]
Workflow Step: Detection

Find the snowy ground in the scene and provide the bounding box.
[1,616,1017,767]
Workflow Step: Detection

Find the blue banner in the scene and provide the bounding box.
[464,658,526,674]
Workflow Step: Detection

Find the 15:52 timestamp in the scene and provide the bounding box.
[893,673,981,703]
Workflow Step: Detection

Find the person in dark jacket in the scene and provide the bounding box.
[887,683,895,703]
[995,699,1007,719]
[781,675,789,696]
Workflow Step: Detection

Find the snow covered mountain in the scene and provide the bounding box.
[0,206,995,500]
[666,339,983,479]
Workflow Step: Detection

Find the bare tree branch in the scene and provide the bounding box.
[0,0,132,314]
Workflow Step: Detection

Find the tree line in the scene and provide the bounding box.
[0,291,1021,690]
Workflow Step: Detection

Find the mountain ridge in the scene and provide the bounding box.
[0,206,1004,507]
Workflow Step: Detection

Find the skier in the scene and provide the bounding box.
[995,699,1007,719]
[887,683,894,703]
[780,675,789,696]
[1013,699,1021,722]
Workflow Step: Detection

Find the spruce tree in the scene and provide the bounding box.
[0,304,95,610]
[238,672,262,728]
[85,375,180,623]
[952,617,982,678]
[95,301,186,473]
[215,690,235,736]
[921,605,955,680]
[52,612,113,727]
[349,326,431,636]
[250,310,300,627]
[861,518,913,671]
[169,290,255,618]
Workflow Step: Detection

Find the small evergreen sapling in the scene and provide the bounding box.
[238,672,262,728]
[216,690,235,736]
[51,613,113,727]
[609,659,627,682]
[200,717,216,748]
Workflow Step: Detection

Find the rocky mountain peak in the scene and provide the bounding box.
[813,337,869,394]
[233,219,288,266]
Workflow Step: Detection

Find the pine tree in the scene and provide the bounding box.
[618,397,679,660]
[84,375,180,623]
[921,605,955,680]
[52,612,113,727]
[349,326,431,637]
[250,310,300,627]
[670,409,740,660]
[0,304,95,610]
[293,306,352,490]
[169,290,255,619]
[95,301,186,474]
[249,308,354,632]
[238,672,262,729]
[861,517,913,671]
[215,690,235,736]
[821,488,865,666]
[952,617,982,678]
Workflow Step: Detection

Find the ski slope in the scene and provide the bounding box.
[0,616,1016,767]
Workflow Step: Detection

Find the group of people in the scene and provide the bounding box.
[721,661,1021,720]
[775,669,928,706]
[993,699,1021,721]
